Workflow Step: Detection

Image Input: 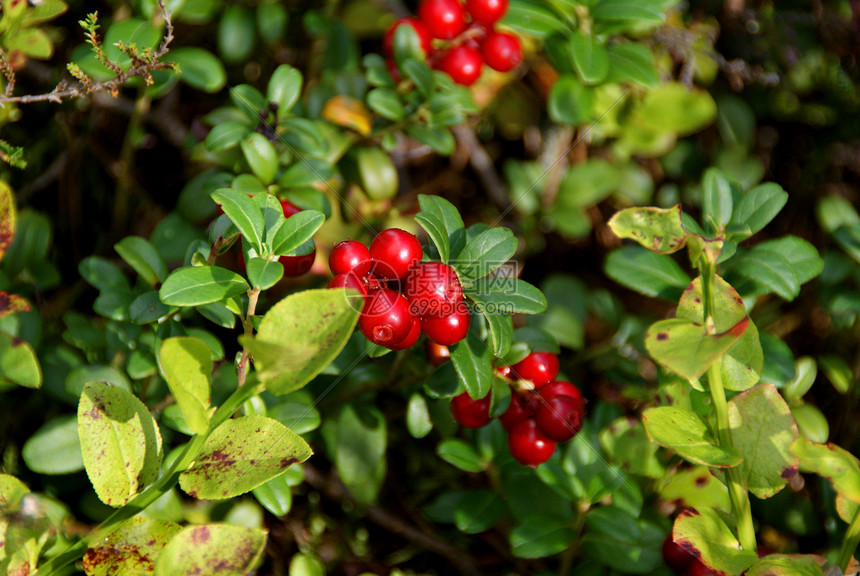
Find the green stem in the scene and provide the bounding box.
[839,504,860,571]
[701,262,756,552]
[37,380,263,576]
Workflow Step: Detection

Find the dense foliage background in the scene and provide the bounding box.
[0,0,859,575]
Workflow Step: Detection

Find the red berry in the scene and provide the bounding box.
[436,45,484,86]
[280,245,316,277]
[389,315,422,350]
[404,261,463,319]
[508,418,556,466]
[365,273,386,291]
[384,17,434,57]
[426,341,451,366]
[512,352,559,388]
[684,560,716,576]
[386,59,402,82]
[418,0,466,39]
[359,288,413,347]
[662,535,695,573]
[450,391,491,429]
[539,380,585,413]
[328,271,369,296]
[534,395,582,442]
[500,391,536,431]
[466,0,508,24]
[481,31,522,72]
[495,365,512,378]
[280,198,302,218]
[421,302,470,346]
[369,228,423,281]
[329,240,372,277]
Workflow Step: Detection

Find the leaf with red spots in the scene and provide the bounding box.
[728,383,799,499]
[0,330,41,389]
[83,516,181,576]
[157,337,213,436]
[673,506,758,576]
[0,292,29,320]
[0,180,16,263]
[608,204,690,254]
[598,417,665,479]
[642,407,742,468]
[660,466,731,513]
[645,316,749,383]
[792,437,860,505]
[154,524,266,576]
[77,382,163,507]
[179,414,312,500]
[745,554,827,576]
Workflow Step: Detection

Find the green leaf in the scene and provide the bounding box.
[455,490,505,533]
[455,227,518,281]
[791,437,860,504]
[114,236,167,287]
[66,364,132,397]
[157,337,212,436]
[591,0,665,24]
[159,266,250,307]
[267,64,303,113]
[204,121,250,151]
[436,439,486,473]
[582,507,664,573]
[642,407,743,467]
[406,393,433,439]
[0,331,41,389]
[406,125,455,155]
[557,159,622,209]
[673,507,759,575]
[278,159,335,189]
[513,326,560,355]
[510,515,576,558]
[702,168,735,231]
[608,204,689,254]
[131,290,175,325]
[367,88,406,121]
[598,417,664,478]
[423,361,460,398]
[271,210,325,256]
[783,356,817,401]
[154,524,267,576]
[402,60,434,95]
[268,402,321,435]
[466,277,547,315]
[415,194,466,263]
[230,84,268,121]
[83,516,181,576]
[721,321,763,392]
[637,83,716,136]
[727,383,799,499]
[78,382,163,507]
[645,316,749,382]
[450,330,493,401]
[604,246,691,300]
[734,248,800,300]
[817,196,860,234]
[605,42,658,88]
[660,466,731,513]
[820,354,852,394]
[330,405,386,505]
[241,133,279,185]
[569,31,609,84]
[165,47,227,93]
[79,256,129,292]
[548,74,594,125]
[392,23,427,68]
[252,474,293,517]
[833,224,860,265]
[730,182,788,237]
[0,473,29,511]
[246,258,284,290]
[754,236,823,286]
[22,415,84,475]
[180,415,312,499]
[470,301,513,358]
[244,289,361,395]
[746,555,827,576]
[503,0,568,38]
[760,332,795,388]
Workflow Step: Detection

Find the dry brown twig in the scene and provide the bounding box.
[0,0,176,106]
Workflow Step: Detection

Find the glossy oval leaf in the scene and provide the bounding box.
[604,246,691,301]
[569,31,609,84]
[159,266,250,307]
[645,317,749,382]
[791,437,860,504]
[415,194,466,263]
[267,64,303,113]
[157,337,212,436]
[166,47,227,93]
[22,415,84,474]
[608,204,689,254]
[154,524,267,576]
[642,406,742,467]
[0,330,41,389]
[454,227,518,281]
[115,236,167,287]
[510,515,576,559]
[241,133,279,185]
[331,404,387,505]
[673,506,758,575]
[450,330,493,400]
[83,516,181,576]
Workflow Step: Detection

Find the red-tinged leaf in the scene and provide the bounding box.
[0,292,29,319]
[0,180,16,262]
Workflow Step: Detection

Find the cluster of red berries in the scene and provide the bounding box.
[446,350,586,466]
[662,537,716,576]
[384,0,523,86]
[327,228,471,350]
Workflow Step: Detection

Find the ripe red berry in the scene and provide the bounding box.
[450,391,492,428]
[280,198,302,218]
[328,271,369,296]
[512,351,559,388]
[539,380,585,413]
[508,418,556,466]
[466,0,508,24]
[329,240,372,277]
[389,315,422,350]
[535,395,582,442]
[421,302,470,346]
[359,288,413,347]
[481,31,522,72]
[436,45,484,86]
[405,261,463,319]
[500,391,536,431]
[370,228,423,281]
[280,245,316,277]
[425,341,451,366]
[418,0,466,39]
[384,17,434,57]
[662,535,695,573]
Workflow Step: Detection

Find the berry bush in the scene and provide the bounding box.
[0,0,859,575]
